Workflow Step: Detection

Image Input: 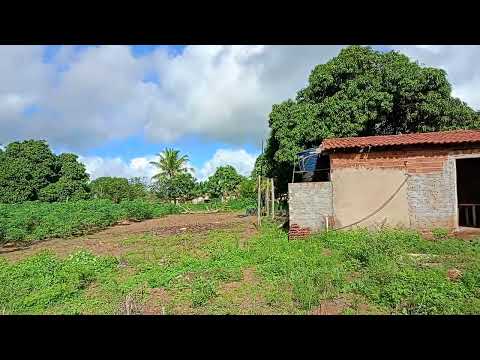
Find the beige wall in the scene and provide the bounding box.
[331,168,410,229]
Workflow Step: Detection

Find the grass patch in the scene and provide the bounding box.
[2,220,480,315]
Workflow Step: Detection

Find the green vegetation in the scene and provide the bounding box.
[149,147,192,180]
[90,177,148,203]
[204,165,243,200]
[2,223,480,315]
[151,172,197,204]
[0,200,180,244]
[0,198,255,245]
[149,148,197,203]
[262,45,480,192]
[0,140,255,211]
[0,140,91,203]
[0,251,119,314]
[179,197,257,213]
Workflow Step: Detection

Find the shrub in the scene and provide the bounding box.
[119,200,154,221]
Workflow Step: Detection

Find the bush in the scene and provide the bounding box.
[38,178,90,202]
[119,200,154,221]
[307,227,480,314]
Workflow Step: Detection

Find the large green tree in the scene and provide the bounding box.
[38,153,90,202]
[0,140,58,203]
[151,172,197,203]
[205,165,244,200]
[0,140,91,203]
[89,177,146,203]
[265,46,480,193]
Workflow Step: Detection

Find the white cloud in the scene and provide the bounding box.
[79,155,157,181]
[144,45,344,144]
[194,148,258,181]
[80,147,258,183]
[0,45,345,149]
[1,45,480,151]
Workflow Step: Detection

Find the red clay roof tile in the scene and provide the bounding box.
[320,130,480,151]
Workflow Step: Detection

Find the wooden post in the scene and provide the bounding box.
[257,175,261,227]
[265,178,270,217]
[271,178,275,220]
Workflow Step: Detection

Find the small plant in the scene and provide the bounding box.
[191,277,216,307]
[432,228,450,241]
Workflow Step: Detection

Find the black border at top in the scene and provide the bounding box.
[3,5,480,44]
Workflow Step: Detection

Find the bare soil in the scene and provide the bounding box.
[310,297,350,315]
[143,288,171,315]
[0,212,256,262]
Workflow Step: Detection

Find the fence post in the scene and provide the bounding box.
[265,178,270,217]
[257,175,261,227]
[271,178,275,220]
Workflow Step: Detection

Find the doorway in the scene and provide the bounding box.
[456,158,480,228]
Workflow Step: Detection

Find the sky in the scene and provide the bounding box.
[1,45,479,181]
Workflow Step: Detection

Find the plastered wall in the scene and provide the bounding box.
[331,167,411,229]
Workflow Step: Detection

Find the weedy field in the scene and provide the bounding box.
[1,211,480,315]
[0,198,255,245]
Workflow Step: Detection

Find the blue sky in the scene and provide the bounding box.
[61,45,261,170]
[6,45,265,180]
[0,45,478,181]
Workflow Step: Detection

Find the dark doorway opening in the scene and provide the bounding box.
[456,158,480,228]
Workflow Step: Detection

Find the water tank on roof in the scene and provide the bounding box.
[297,148,319,172]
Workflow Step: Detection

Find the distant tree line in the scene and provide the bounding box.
[0,140,256,205]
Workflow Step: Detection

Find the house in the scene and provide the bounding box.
[288,130,480,237]
[191,195,210,204]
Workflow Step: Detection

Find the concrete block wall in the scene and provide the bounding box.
[288,182,333,238]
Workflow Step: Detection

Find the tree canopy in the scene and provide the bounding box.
[205,165,244,199]
[264,45,480,192]
[151,172,197,203]
[149,148,192,180]
[149,148,197,203]
[0,140,90,203]
[89,177,147,203]
[38,153,91,202]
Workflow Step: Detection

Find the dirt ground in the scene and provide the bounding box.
[0,212,257,262]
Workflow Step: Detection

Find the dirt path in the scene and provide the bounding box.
[0,212,256,261]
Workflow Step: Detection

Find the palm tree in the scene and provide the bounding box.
[149,148,193,180]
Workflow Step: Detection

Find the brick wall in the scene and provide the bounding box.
[288,182,333,238]
[331,148,448,174]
